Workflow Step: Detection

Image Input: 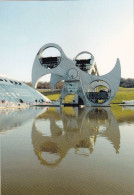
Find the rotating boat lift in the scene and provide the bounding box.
[32,43,121,107]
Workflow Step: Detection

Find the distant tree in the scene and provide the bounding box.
[25,78,134,89]
[24,82,32,87]
[120,78,134,88]
[25,81,64,89]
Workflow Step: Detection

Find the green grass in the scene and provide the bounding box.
[40,87,134,104]
[41,92,74,103]
[111,87,134,104]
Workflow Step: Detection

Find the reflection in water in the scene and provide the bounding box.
[32,107,120,167]
[0,107,47,135]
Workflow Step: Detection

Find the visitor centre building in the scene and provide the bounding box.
[0,74,50,108]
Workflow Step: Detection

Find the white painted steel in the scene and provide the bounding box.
[32,43,121,106]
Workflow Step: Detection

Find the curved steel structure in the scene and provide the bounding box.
[32,43,121,106]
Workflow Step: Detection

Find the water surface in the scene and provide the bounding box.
[1,106,134,195]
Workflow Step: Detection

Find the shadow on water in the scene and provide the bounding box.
[32,107,120,167]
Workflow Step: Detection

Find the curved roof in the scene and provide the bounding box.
[0,73,50,104]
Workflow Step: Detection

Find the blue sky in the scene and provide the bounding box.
[0,0,133,81]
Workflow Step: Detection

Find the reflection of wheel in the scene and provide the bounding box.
[32,121,66,167]
[88,108,108,120]
[39,145,63,167]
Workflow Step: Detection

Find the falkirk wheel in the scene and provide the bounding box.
[32,43,121,107]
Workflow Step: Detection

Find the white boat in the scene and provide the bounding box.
[120,100,134,106]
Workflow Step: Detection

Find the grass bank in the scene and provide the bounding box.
[40,87,134,104]
[111,87,134,104]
